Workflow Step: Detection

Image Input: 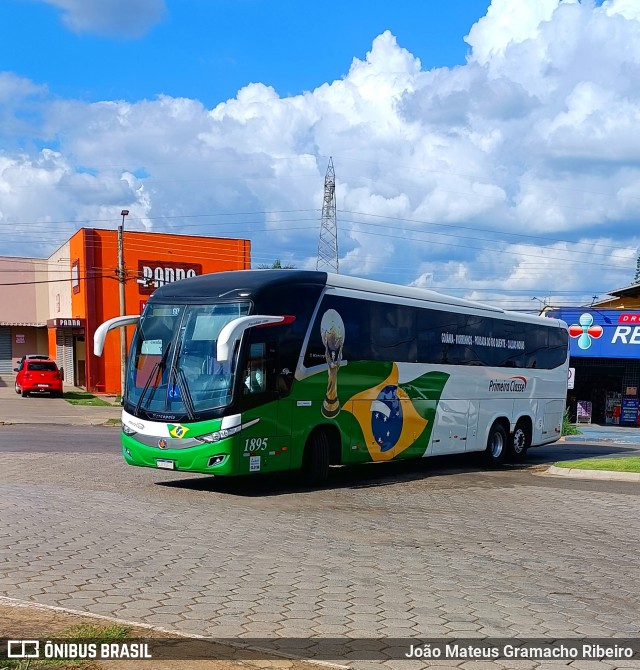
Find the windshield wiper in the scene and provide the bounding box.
[176,367,196,421]
[170,338,196,421]
[134,341,172,416]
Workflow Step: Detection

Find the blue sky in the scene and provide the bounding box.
[1,0,640,311]
[1,0,490,105]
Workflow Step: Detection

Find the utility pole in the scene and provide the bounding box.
[316,157,339,273]
[118,209,129,399]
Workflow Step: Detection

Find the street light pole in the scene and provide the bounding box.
[118,209,129,399]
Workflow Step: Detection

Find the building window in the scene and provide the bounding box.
[71,260,80,294]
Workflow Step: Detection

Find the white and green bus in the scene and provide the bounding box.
[94,270,569,483]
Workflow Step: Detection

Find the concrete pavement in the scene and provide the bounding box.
[0,374,121,426]
[1,431,639,670]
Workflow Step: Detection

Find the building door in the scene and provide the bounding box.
[55,328,75,385]
[0,327,11,373]
[74,334,86,387]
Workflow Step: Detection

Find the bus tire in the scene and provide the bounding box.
[302,430,330,485]
[508,421,530,462]
[484,422,507,467]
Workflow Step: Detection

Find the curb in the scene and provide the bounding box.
[545,464,640,482]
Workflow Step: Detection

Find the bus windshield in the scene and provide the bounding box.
[124,301,251,419]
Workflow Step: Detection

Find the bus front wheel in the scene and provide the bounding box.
[301,430,330,485]
[485,422,507,467]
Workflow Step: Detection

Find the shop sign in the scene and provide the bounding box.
[47,318,85,328]
[547,309,640,359]
[16,334,25,344]
[138,261,202,294]
[620,397,639,425]
[568,367,575,390]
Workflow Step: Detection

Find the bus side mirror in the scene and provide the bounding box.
[216,315,294,363]
[93,315,141,356]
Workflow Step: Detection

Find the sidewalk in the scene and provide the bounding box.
[0,374,122,426]
[562,422,640,445]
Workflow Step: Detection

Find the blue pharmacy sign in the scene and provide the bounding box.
[546,309,640,359]
[620,397,639,425]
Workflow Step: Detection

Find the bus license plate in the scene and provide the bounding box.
[156,459,175,470]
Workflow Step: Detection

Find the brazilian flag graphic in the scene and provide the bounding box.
[343,363,449,462]
[168,423,189,438]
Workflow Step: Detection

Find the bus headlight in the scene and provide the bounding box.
[195,425,241,444]
[122,424,137,436]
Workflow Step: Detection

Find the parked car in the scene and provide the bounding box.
[14,358,64,397]
[15,354,50,371]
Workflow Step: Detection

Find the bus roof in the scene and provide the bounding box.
[148,269,562,327]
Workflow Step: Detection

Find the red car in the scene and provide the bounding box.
[14,358,64,397]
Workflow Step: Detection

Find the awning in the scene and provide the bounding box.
[0,322,46,327]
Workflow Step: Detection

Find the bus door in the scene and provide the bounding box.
[239,341,291,472]
[429,400,474,455]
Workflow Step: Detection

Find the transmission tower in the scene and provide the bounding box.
[316,157,339,273]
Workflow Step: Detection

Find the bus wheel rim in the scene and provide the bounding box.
[491,434,503,458]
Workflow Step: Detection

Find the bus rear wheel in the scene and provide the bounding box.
[301,430,330,485]
[508,422,530,462]
[485,422,507,467]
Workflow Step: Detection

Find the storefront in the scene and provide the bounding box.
[0,323,48,373]
[46,318,86,387]
[0,256,50,372]
[546,307,640,425]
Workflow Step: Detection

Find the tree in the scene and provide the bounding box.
[257,259,296,269]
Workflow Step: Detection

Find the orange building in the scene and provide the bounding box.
[48,228,250,394]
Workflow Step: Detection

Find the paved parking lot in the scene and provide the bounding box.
[1,425,639,669]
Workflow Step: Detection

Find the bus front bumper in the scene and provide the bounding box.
[122,433,237,475]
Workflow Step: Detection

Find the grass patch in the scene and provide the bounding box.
[0,623,130,669]
[63,392,112,407]
[61,622,130,639]
[562,409,581,436]
[555,457,640,472]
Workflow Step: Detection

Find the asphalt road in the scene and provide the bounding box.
[1,426,639,670]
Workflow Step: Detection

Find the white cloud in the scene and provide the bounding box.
[464,0,560,67]
[39,0,166,38]
[2,2,640,308]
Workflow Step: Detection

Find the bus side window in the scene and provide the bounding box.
[244,342,267,394]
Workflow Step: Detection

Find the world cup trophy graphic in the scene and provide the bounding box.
[320,309,345,418]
